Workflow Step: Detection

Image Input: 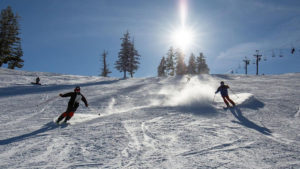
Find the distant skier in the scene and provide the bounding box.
[56,86,88,124]
[31,77,41,85]
[215,81,236,107]
[35,77,41,84]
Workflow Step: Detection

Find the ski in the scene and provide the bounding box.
[31,82,42,85]
[55,121,70,126]
[223,105,237,110]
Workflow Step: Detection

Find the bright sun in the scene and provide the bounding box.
[169,0,196,52]
[171,26,195,51]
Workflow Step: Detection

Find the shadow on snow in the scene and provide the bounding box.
[0,122,66,145]
[229,107,272,135]
[177,104,219,117]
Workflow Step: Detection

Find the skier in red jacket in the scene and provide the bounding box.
[56,86,88,124]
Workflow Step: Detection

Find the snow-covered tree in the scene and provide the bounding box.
[157,56,166,77]
[0,6,23,68]
[165,47,175,76]
[187,53,197,75]
[175,48,186,75]
[100,50,111,77]
[196,52,209,74]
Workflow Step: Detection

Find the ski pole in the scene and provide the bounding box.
[36,96,59,107]
[212,93,216,102]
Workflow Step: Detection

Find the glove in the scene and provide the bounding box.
[86,104,89,107]
[59,94,63,97]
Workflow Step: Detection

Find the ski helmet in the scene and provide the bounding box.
[220,81,224,85]
[74,86,80,92]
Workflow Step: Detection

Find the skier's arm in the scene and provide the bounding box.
[59,92,73,97]
[81,95,88,107]
[215,87,220,94]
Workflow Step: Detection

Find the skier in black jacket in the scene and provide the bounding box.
[215,81,236,108]
[56,86,88,124]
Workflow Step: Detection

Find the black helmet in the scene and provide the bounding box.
[74,86,80,92]
[220,81,224,85]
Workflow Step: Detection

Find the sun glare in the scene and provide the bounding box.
[171,26,195,51]
[168,0,197,52]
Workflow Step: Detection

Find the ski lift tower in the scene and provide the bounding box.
[253,50,262,75]
[243,56,250,75]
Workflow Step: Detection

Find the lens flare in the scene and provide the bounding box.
[179,0,187,26]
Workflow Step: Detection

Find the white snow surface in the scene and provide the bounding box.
[0,68,300,169]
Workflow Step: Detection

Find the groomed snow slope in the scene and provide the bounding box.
[0,68,299,169]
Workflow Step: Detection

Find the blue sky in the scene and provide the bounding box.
[1,0,299,77]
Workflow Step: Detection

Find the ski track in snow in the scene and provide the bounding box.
[0,68,300,168]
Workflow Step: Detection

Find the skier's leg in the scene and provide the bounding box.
[222,96,230,107]
[64,104,79,122]
[58,104,74,123]
[63,112,74,123]
[225,96,236,106]
[63,107,77,123]
[56,112,67,123]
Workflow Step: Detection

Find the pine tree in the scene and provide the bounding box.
[0,6,23,68]
[157,56,166,77]
[187,53,197,75]
[175,48,186,75]
[128,39,140,78]
[8,41,23,69]
[115,31,140,78]
[165,47,175,76]
[100,50,111,77]
[115,31,131,79]
[196,52,209,74]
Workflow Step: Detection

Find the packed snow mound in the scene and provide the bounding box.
[214,93,252,104]
[214,92,263,109]
[237,93,264,109]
